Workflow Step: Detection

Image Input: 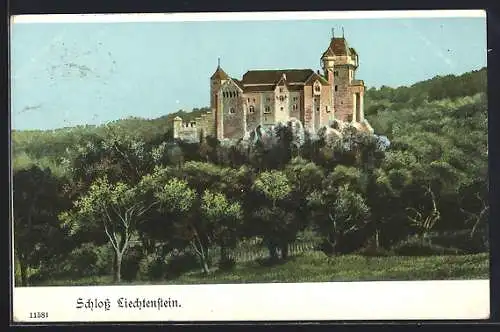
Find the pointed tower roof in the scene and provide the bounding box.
[210,58,230,80]
[322,37,352,57]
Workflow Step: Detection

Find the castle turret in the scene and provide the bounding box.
[210,58,229,140]
[321,29,365,123]
[173,116,182,139]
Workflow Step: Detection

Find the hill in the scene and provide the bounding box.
[12,68,487,173]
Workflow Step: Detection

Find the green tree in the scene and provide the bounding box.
[201,190,243,266]
[252,170,296,260]
[60,177,156,283]
[308,184,370,255]
[13,166,70,286]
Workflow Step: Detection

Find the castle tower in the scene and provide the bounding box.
[210,58,229,138]
[321,29,364,122]
[173,116,182,139]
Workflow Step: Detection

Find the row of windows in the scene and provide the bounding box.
[247,96,300,103]
[223,91,240,98]
[229,103,318,114]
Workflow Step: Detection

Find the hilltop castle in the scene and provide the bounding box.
[173,31,373,142]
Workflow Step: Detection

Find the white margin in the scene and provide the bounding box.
[11,10,486,24]
[13,280,489,322]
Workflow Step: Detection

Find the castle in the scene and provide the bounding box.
[173,31,373,142]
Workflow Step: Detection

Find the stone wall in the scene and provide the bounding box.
[289,91,301,120]
[334,65,354,121]
[303,85,314,132]
[245,92,262,132]
[222,93,246,139]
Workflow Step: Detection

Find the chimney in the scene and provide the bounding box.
[282,73,287,81]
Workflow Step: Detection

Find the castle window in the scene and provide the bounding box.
[253,98,256,102]
[334,71,339,77]
[266,97,271,102]
[280,107,284,111]
[335,85,338,92]
[316,107,320,112]
[229,107,236,114]
[248,98,250,103]
[249,106,255,113]
[264,106,271,114]
[314,85,321,93]
[325,106,330,113]
[292,104,297,111]
[279,88,283,93]
[279,96,285,102]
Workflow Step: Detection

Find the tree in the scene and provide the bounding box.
[252,170,295,260]
[13,166,70,286]
[200,190,243,266]
[60,177,156,283]
[307,184,370,255]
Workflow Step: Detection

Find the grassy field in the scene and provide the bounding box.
[34,252,489,286]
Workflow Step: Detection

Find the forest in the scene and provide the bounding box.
[12,67,489,286]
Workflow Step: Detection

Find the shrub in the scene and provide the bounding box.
[218,256,236,271]
[355,245,394,257]
[121,246,145,282]
[428,230,488,254]
[94,244,115,275]
[391,236,464,256]
[165,251,200,278]
[138,255,167,281]
[61,243,100,277]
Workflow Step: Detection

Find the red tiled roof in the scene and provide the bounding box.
[243,84,304,93]
[211,66,230,80]
[231,78,244,90]
[306,72,330,86]
[241,69,314,85]
[322,37,355,57]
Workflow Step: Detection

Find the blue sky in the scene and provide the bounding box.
[11,16,487,131]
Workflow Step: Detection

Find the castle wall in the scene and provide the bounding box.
[303,85,315,132]
[334,65,354,121]
[320,84,333,127]
[274,85,290,124]
[222,92,246,139]
[261,92,276,127]
[289,91,301,120]
[175,122,199,142]
[244,92,263,132]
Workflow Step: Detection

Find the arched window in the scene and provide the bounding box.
[229,107,236,114]
[249,106,255,113]
[264,106,271,114]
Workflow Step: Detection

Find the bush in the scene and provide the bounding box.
[428,230,488,254]
[61,243,100,277]
[138,255,167,281]
[355,245,394,257]
[94,244,115,275]
[165,251,200,278]
[218,256,236,271]
[121,246,145,282]
[391,236,464,256]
